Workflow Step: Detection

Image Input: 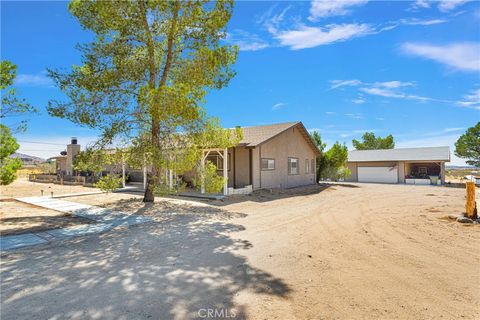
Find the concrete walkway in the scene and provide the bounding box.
[1,197,153,251]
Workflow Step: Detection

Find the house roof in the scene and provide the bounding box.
[348,146,450,162]
[237,121,321,155]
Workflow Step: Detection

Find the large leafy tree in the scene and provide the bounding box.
[0,124,22,185]
[1,60,37,131]
[310,131,326,181]
[455,122,480,167]
[352,132,395,150]
[318,142,350,181]
[48,0,239,202]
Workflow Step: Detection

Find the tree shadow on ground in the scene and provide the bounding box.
[162,184,334,207]
[0,204,290,319]
[0,215,92,236]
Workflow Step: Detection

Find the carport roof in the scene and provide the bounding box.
[348,146,450,162]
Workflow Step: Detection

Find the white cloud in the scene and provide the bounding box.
[444,127,466,132]
[330,79,480,111]
[258,5,292,34]
[401,42,480,72]
[438,0,471,12]
[309,0,369,21]
[352,129,380,133]
[345,113,363,119]
[325,111,336,115]
[400,18,448,26]
[352,98,365,104]
[374,81,415,88]
[15,72,53,87]
[457,88,480,109]
[410,0,471,12]
[376,117,385,121]
[225,30,269,51]
[360,87,435,102]
[412,0,431,9]
[360,87,405,98]
[329,79,362,89]
[272,102,287,110]
[275,23,373,50]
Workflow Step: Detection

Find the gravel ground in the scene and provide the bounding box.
[1,182,479,319]
[0,199,92,236]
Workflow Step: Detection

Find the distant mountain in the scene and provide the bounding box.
[446,165,479,170]
[10,152,46,164]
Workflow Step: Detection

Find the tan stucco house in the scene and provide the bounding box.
[43,122,321,195]
[215,121,321,191]
[346,147,450,185]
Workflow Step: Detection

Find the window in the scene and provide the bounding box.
[305,159,310,174]
[261,158,275,170]
[288,157,299,175]
[205,154,230,171]
[311,159,315,175]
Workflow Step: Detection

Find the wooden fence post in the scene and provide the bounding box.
[465,181,477,219]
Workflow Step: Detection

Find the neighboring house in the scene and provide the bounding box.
[49,137,80,176]
[346,146,450,185]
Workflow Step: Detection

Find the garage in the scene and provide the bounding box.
[346,147,450,185]
[357,166,398,183]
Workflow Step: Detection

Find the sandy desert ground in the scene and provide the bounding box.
[0,199,91,236]
[0,178,97,200]
[0,181,479,319]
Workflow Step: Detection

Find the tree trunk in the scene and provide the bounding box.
[143,120,160,203]
[143,173,155,202]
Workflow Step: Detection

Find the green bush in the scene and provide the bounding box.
[0,124,22,185]
[94,174,122,193]
[193,161,226,194]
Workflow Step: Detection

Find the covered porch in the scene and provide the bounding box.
[200,147,253,196]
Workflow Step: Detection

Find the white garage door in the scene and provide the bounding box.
[357,166,398,183]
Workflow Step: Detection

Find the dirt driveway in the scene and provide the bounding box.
[1,183,479,319]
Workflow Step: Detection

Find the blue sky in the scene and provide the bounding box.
[1,0,479,165]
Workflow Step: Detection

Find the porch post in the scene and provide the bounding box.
[169,169,173,190]
[201,151,205,194]
[223,148,228,196]
[121,155,126,188]
[142,156,147,190]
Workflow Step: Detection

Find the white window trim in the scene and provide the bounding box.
[288,157,299,175]
[261,158,275,171]
[205,154,231,171]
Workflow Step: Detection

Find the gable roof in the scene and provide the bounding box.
[236,121,321,155]
[348,146,450,162]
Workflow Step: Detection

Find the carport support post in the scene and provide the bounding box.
[223,148,228,196]
[440,162,445,185]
